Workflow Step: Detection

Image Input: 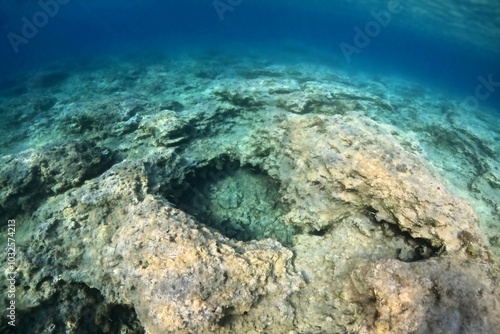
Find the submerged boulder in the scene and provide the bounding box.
[0,141,113,221]
[10,156,303,333]
[1,58,498,334]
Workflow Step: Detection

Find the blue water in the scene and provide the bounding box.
[1,0,499,110]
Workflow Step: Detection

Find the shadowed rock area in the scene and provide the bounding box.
[0,55,499,333]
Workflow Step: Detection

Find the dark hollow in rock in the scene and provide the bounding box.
[0,141,115,220]
[308,225,333,237]
[96,304,145,334]
[167,156,297,246]
[4,281,144,334]
[365,206,443,262]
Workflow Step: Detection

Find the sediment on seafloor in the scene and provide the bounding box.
[1,56,498,333]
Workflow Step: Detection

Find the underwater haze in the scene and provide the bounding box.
[1,1,500,333]
[1,0,500,107]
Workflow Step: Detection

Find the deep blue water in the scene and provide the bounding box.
[0,0,499,111]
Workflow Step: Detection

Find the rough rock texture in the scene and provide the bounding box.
[243,113,486,254]
[10,155,302,334]
[351,258,500,334]
[237,112,497,333]
[1,57,499,333]
[11,281,143,334]
[0,141,113,221]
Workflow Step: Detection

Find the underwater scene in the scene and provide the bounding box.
[0,0,499,333]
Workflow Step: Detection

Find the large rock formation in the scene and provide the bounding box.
[1,57,498,333]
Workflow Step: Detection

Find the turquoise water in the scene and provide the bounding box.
[1,0,499,110]
[1,1,500,333]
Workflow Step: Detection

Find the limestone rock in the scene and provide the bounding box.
[244,113,484,254]
[1,57,498,334]
[138,110,192,147]
[12,156,303,333]
[350,257,500,334]
[0,141,113,220]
